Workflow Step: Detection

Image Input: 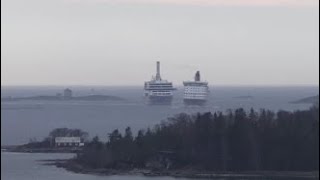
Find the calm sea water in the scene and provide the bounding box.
[1,86,318,180]
[1,152,190,180]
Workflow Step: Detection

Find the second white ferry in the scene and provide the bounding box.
[144,61,176,104]
[183,71,209,105]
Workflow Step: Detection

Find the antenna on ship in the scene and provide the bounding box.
[195,71,200,81]
[155,61,161,81]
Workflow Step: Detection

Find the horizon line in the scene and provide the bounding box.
[1,84,319,87]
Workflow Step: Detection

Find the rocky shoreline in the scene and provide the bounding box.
[44,159,319,179]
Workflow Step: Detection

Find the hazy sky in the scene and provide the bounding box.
[1,0,319,86]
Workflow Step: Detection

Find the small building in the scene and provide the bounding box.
[55,137,84,147]
[63,88,72,99]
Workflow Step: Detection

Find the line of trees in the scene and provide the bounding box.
[76,105,319,171]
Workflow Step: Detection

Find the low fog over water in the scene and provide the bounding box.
[1,86,318,145]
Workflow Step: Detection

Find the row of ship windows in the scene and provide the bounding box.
[185,85,207,87]
[184,93,208,95]
[145,85,173,87]
[185,91,208,93]
[185,89,208,90]
[146,88,174,90]
[184,85,208,87]
[185,87,208,89]
[185,89,207,91]
[146,88,174,89]
[146,87,207,89]
[152,93,172,95]
[146,84,173,86]
[151,91,172,93]
[184,96,208,98]
[184,84,208,86]
[146,87,173,89]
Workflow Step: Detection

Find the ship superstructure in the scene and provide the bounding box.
[144,61,176,104]
[183,71,209,105]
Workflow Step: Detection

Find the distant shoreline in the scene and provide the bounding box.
[1,146,80,153]
[1,95,125,102]
[290,95,319,104]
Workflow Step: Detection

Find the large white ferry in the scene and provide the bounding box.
[144,61,176,104]
[183,71,209,105]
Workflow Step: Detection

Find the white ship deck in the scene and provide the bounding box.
[183,71,209,103]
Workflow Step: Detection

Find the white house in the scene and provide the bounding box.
[55,137,84,147]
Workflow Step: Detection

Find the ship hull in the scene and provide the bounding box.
[146,95,173,105]
[183,98,207,106]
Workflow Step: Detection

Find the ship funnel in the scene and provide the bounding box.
[156,61,161,80]
[195,71,200,81]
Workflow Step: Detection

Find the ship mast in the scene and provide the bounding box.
[155,61,161,81]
